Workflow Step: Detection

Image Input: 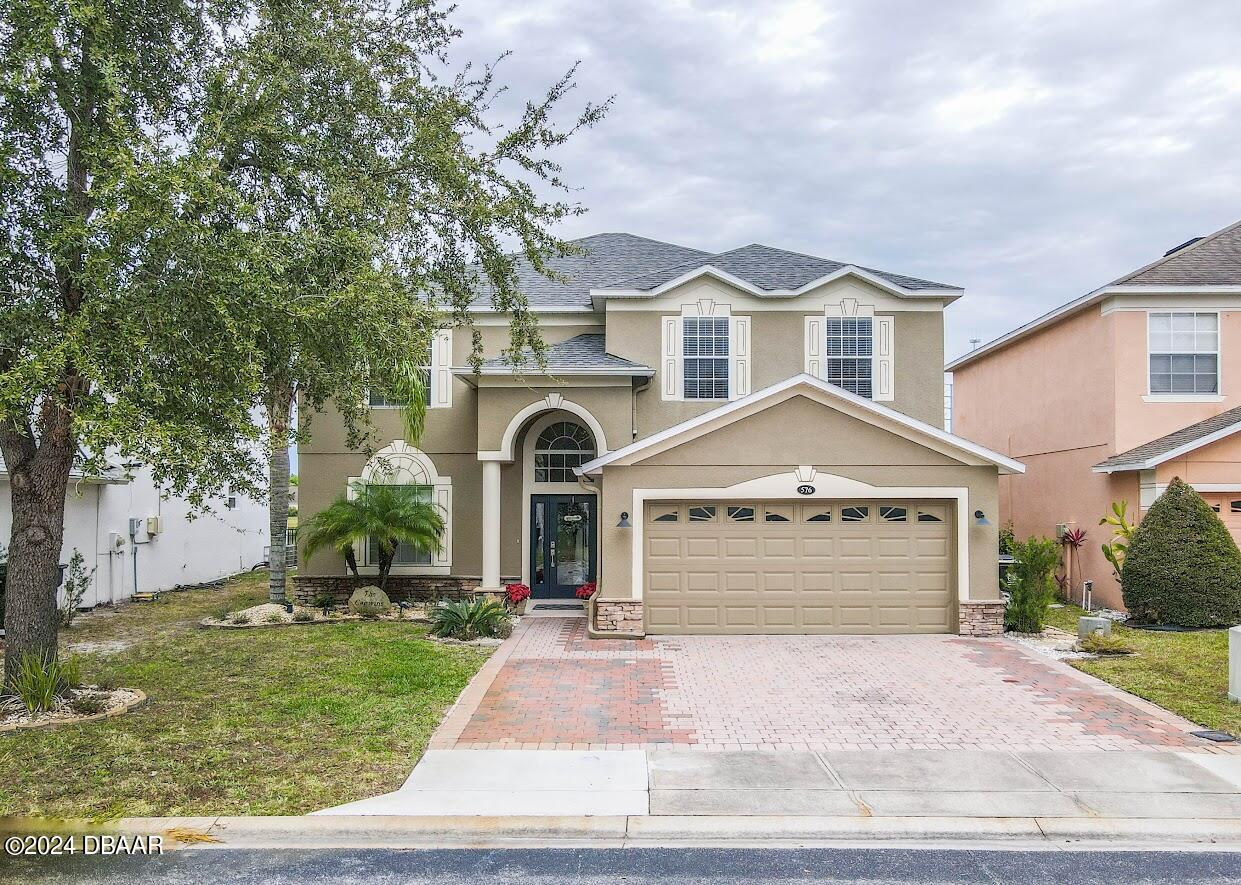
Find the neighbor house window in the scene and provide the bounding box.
[683,316,730,399]
[534,421,594,483]
[826,317,873,398]
[369,367,432,407]
[367,485,433,565]
[1148,312,1218,395]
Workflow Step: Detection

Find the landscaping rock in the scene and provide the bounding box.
[1077,616,1112,639]
[348,585,392,619]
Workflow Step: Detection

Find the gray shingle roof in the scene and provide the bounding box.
[607,243,960,293]
[1094,405,1241,471]
[476,334,652,374]
[1111,220,1241,286]
[469,233,959,310]
[469,233,711,310]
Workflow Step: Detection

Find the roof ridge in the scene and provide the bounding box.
[1109,218,1241,286]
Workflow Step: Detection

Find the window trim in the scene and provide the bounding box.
[661,303,750,402]
[1145,310,1221,400]
[367,329,453,410]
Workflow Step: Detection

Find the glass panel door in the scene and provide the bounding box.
[554,498,591,589]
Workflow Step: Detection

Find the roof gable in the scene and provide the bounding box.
[577,374,1024,475]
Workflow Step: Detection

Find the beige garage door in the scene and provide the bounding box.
[644,501,953,635]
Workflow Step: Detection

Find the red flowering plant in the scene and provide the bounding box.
[575,582,597,600]
[504,583,531,607]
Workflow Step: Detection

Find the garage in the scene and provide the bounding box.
[643,500,953,635]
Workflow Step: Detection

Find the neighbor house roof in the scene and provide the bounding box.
[947,218,1241,372]
[576,373,1025,476]
[468,233,962,312]
[1092,406,1241,473]
[461,333,653,376]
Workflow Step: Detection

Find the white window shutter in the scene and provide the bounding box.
[804,316,822,378]
[661,317,681,400]
[432,484,452,567]
[731,316,751,398]
[873,316,894,401]
[431,329,452,408]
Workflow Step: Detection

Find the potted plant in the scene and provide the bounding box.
[505,582,532,614]
[575,581,597,601]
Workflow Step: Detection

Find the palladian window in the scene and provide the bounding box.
[534,422,595,483]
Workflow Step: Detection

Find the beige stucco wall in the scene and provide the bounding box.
[1157,433,1241,486]
[595,396,1001,611]
[605,277,947,432]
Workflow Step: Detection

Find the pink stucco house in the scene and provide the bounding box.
[949,220,1241,610]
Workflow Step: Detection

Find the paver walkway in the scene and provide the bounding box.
[430,615,1232,753]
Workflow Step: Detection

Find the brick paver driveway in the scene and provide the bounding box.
[430,615,1225,753]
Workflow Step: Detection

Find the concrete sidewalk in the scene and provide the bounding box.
[314,748,1241,821]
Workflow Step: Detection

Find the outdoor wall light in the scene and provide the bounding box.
[974,510,991,526]
[617,511,631,528]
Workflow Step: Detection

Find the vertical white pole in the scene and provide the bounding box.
[481,459,501,590]
[1229,626,1241,703]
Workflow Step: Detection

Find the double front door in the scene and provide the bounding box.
[530,495,596,598]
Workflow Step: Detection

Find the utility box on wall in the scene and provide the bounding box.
[145,516,162,536]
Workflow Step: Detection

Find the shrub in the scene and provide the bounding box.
[575,581,597,600]
[8,653,75,714]
[429,597,510,640]
[314,590,338,612]
[348,585,391,619]
[1099,500,1137,581]
[58,549,95,628]
[1004,536,1060,633]
[264,613,285,624]
[1122,477,1241,627]
[69,694,106,716]
[231,613,251,625]
[1079,632,1134,655]
[292,610,314,623]
[94,673,119,692]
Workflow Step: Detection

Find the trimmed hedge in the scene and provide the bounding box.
[1121,477,1241,627]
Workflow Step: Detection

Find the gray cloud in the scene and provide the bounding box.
[446,0,1241,359]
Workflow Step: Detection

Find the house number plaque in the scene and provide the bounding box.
[796,484,815,495]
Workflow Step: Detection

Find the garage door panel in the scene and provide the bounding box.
[685,538,721,558]
[723,537,759,558]
[645,500,953,635]
[763,537,798,558]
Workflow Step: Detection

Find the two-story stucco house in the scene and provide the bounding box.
[949,220,1241,610]
[298,233,1022,636]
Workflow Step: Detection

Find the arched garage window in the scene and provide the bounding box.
[534,422,594,483]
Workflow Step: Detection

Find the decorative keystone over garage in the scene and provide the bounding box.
[577,374,1022,638]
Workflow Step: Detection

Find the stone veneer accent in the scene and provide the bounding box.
[292,574,518,607]
[958,600,1006,636]
[592,599,645,636]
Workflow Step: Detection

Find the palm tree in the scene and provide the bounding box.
[301,483,444,592]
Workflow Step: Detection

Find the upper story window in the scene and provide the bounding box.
[369,367,431,407]
[1148,312,1218,395]
[683,316,730,399]
[534,421,594,483]
[826,317,873,398]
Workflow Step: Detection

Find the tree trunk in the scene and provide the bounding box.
[266,384,294,605]
[1,432,74,690]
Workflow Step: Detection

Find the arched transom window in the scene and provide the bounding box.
[534,421,594,483]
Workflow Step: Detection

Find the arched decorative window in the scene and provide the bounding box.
[350,441,452,571]
[534,421,594,483]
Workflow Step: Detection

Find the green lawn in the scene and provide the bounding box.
[0,570,490,818]
[1045,604,1239,737]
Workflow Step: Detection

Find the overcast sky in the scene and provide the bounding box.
[446,0,1241,360]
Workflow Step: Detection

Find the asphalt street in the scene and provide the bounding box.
[7,848,1241,884]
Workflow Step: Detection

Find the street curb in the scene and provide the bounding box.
[7,814,1234,850]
